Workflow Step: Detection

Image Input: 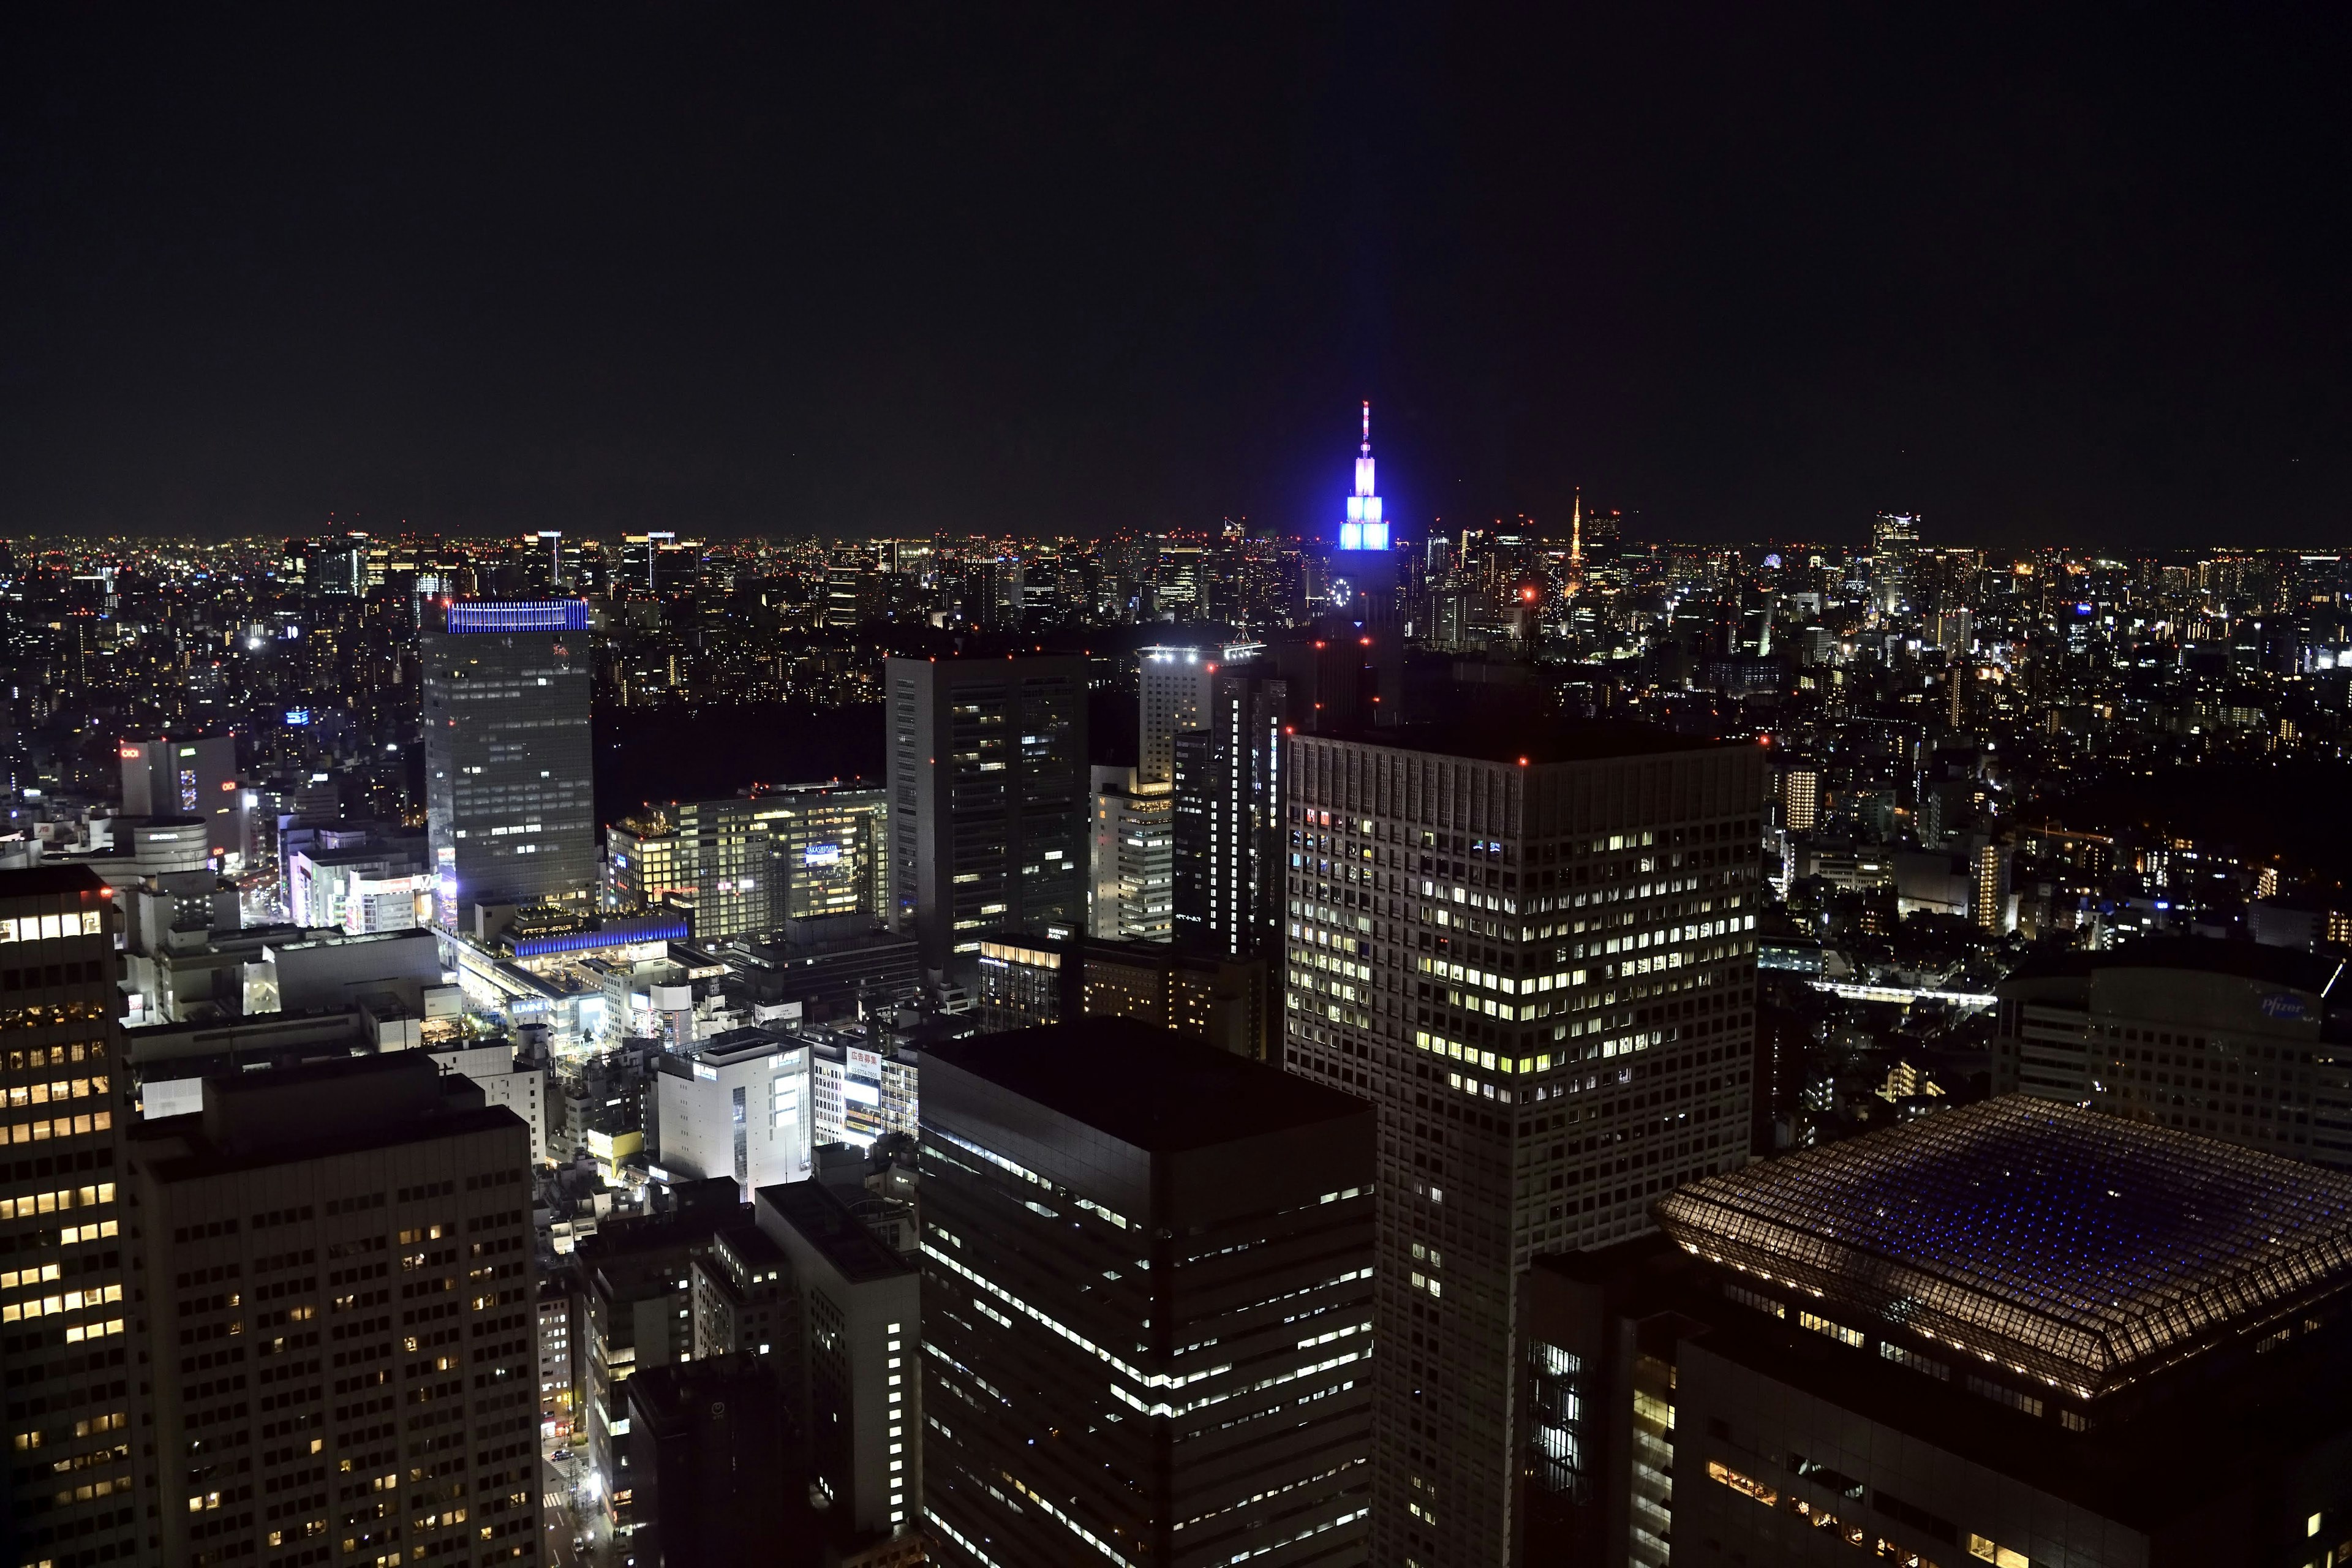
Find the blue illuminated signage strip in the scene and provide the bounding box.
[445,600,591,634]
[510,915,689,957]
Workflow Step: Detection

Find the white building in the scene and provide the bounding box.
[652,1027,813,1199]
[287,837,432,933]
[429,1037,556,1163]
[1088,764,1173,942]
[810,1042,919,1150]
[1137,645,1216,785]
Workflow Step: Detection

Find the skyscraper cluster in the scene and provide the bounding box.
[10,401,2352,1568]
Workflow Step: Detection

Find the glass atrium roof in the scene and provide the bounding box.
[1655,1097,2352,1396]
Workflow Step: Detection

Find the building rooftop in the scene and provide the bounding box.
[1654,1096,2352,1396]
[925,1020,1368,1153]
[0,863,116,900]
[757,1178,910,1284]
[1302,717,1733,767]
[1998,935,2345,998]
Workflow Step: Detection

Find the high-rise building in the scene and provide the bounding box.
[125,1049,539,1568]
[1994,938,2352,1167]
[919,1022,1376,1567]
[755,1180,921,1546]
[1869,511,1921,617]
[1281,720,1765,1568]
[619,532,701,597]
[1526,1098,2352,1568]
[0,866,144,1568]
[1137,646,1215,786]
[1079,937,1273,1060]
[1170,662,1289,957]
[1088,766,1174,942]
[121,733,243,861]
[884,654,1088,969]
[421,600,598,925]
[609,786,888,943]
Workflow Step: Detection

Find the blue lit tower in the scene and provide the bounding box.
[421,598,598,924]
[1332,400,1404,721]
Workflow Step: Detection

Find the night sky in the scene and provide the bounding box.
[6,6,2352,549]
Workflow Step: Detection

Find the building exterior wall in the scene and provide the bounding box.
[884,655,1088,968]
[421,601,597,922]
[1281,731,1764,1568]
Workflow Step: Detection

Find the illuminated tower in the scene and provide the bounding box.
[1341,400,1389,552]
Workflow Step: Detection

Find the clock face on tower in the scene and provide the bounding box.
[1330,576,1354,609]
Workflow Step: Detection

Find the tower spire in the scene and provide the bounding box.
[1342,400,1386,550]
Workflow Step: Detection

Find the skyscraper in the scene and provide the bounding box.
[920,1022,1376,1567]
[1870,511,1921,617]
[0,865,145,1568]
[1171,662,1289,957]
[1137,646,1215,786]
[1087,766,1174,942]
[1281,720,1765,1568]
[126,1049,539,1567]
[421,600,597,925]
[884,654,1088,970]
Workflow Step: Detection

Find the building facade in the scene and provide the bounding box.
[1087,766,1174,943]
[608,785,888,943]
[0,865,145,1568]
[1281,722,1765,1568]
[421,600,597,923]
[1994,937,2352,1169]
[1137,646,1216,786]
[652,1028,814,1200]
[1171,662,1290,957]
[920,1023,1376,1567]
[126,1051,538,1568]
[1525,1098,2352,1568]
[884,654,1088,968]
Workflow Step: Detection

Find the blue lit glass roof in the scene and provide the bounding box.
[1656,1096,2352,1395]
[443,599,590,634]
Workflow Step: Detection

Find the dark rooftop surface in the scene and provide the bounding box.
[1300,718,1738,767]
[758,1178,910,1284]
[1656,1097,2352,1395]
[925,1020,1370,1153]
[0,864,116,899]
[2000,935,2345,997]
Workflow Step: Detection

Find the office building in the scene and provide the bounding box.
[1869,511,1921,617]
[625,1355,802,1568]
[125,1050,538,1567]
[0,866,143,1568]
[652,1027,814,1200]
[620,532,701,597]
[972,937,1067,1033]
[421,600,597,924]
[884,654,1088,968]
[920,1022,1376,1567]
[1080,937,1273,1060]
[1282,720,1765,1568]
[1138,646,1216,786]
[1994,937,2352,1169]
[721,927,924,1026]
[1171,661,1290,957]
[121,733,243,861]
[1523,1098,2352,1568]
[609,785,888,943]
[1088,766,1174,942]
[576,1203,741,1532]
[755,1180,920,1546]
